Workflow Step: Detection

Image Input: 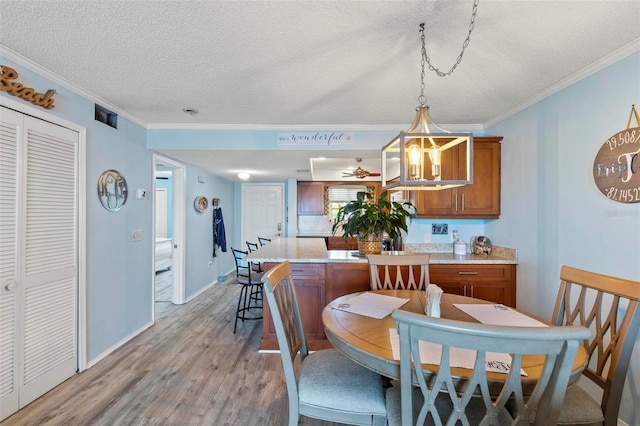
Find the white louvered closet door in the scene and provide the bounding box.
[0,106,78,420]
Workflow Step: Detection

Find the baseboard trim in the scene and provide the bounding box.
[84,320,154,369]
[185,279,218,303]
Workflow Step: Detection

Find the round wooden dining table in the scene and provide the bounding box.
[322,290,588,390]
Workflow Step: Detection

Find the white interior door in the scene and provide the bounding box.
[242,184,284,245]
[0,107,78,420]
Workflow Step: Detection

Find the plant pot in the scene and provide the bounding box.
[358,234,382,255]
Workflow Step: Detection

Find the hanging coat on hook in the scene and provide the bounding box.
[213,206,227,257]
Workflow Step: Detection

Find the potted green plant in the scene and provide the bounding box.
[331,191,414,255]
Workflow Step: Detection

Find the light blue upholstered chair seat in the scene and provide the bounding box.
[556,384,604,424]
[298,349,387,422]
[262,260,387,426]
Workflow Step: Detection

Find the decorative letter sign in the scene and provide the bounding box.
[0,65,56,109]
[277,132,355,146]
[593,106,640,203]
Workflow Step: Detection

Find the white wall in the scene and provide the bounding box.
[486,51,640,425]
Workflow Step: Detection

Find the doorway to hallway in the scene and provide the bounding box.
[153,155,186,319]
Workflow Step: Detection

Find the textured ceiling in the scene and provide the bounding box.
[2,1,639,181]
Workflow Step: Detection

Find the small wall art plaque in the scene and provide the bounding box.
[194,196,208,213]
[592,105,640,204]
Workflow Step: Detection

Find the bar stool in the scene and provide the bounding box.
[230,248,263,333]
[258,237,271,246]
[246,241,263,272]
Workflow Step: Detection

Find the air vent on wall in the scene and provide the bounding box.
[95,104,118,129]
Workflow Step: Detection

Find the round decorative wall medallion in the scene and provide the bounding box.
[194,196,208,213]
[592,127,640,203]
[97,170,128,211]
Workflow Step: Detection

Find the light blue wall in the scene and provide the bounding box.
[1,55,236,363]
[184,165,235,293]
[486,51,640,425]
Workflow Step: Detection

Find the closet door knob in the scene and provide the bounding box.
[5,282,16,291]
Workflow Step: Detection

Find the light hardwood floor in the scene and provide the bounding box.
[1,277,345,426]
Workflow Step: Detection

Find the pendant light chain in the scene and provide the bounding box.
[418,0,479,106]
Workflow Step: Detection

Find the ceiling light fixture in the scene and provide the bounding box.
[382,1,479,191]
[237,172,250,180]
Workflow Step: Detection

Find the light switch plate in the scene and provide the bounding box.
[132,229,142,242]
[136,188,147,199]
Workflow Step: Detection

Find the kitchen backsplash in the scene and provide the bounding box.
[298,216,488,246]
[298,215,334,234]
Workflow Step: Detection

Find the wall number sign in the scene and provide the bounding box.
[592,105,640,203]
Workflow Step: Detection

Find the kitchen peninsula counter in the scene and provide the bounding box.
[249,238,518,350]
[247,237,518,265]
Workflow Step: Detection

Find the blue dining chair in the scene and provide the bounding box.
[387,309,590,426]
[261,260,387,426]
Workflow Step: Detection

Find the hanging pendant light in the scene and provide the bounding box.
[382,3,479,191]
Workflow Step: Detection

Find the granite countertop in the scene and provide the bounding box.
[247,237,518,264]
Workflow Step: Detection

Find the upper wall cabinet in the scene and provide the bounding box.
[411,137,502,219]
[297,182,325,215]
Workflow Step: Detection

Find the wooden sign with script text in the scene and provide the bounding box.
[0,65,56,109]
[593,127,640,203]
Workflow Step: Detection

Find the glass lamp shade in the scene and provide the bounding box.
[382,105,473,191]
[382,133,473,191]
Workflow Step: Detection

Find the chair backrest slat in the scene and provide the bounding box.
[552,265,640,424]
[367,254,430,291]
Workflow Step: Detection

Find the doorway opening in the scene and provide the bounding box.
[153,154,187,319]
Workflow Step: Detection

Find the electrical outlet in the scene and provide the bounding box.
[424,233,431,243]
[432,224,449,235]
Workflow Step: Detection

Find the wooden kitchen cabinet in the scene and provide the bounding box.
[262,262,326,349]
[429,263,516,307]
[326,263,371,302]
[297,182,325,215]
[412,137,502,219]
[326,236,358,250]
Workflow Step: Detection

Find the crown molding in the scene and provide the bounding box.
[0,44,148,128]
[484,38,640,128]
[146,122,485,132]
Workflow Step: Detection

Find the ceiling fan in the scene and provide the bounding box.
[342,158,381,179]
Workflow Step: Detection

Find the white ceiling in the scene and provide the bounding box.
[2,1,639,181]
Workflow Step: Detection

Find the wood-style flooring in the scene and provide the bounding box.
[1,277,344,426]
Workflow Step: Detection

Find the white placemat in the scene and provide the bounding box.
[332,292,410,319]
[454,304,548,327]
[389,328,526,375]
